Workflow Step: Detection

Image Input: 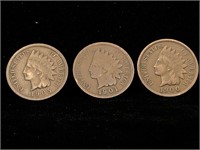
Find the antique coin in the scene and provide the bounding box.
[6,43,68,100]
[137,39,198,97]
[73,42,134,99]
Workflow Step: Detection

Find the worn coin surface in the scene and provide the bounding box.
[6,43,68,100]
[137,39,198,97]
[73,42,134,99]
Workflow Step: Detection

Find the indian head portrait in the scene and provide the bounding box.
[89,49,123,89]
[154,46,188,86]
[23,50,57,90]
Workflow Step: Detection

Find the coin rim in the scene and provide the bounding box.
[73,42,134,99]
[6,43,68,101]
[137,38,199,97]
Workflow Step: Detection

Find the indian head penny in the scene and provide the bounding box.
[137,39,199,97]
[6,43,68,101]
[73,42,134,99]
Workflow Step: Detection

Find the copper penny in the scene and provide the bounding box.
[6,43,68,101]
[137,39,198,97]
[73,42,134,99]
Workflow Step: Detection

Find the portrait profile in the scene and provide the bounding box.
[154,46,187,86]
[23,50,57,90]
[89,49,123,89]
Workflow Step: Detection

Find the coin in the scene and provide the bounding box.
[73,42,134,99]
[6,43,68,101]
[137,39,198,97]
